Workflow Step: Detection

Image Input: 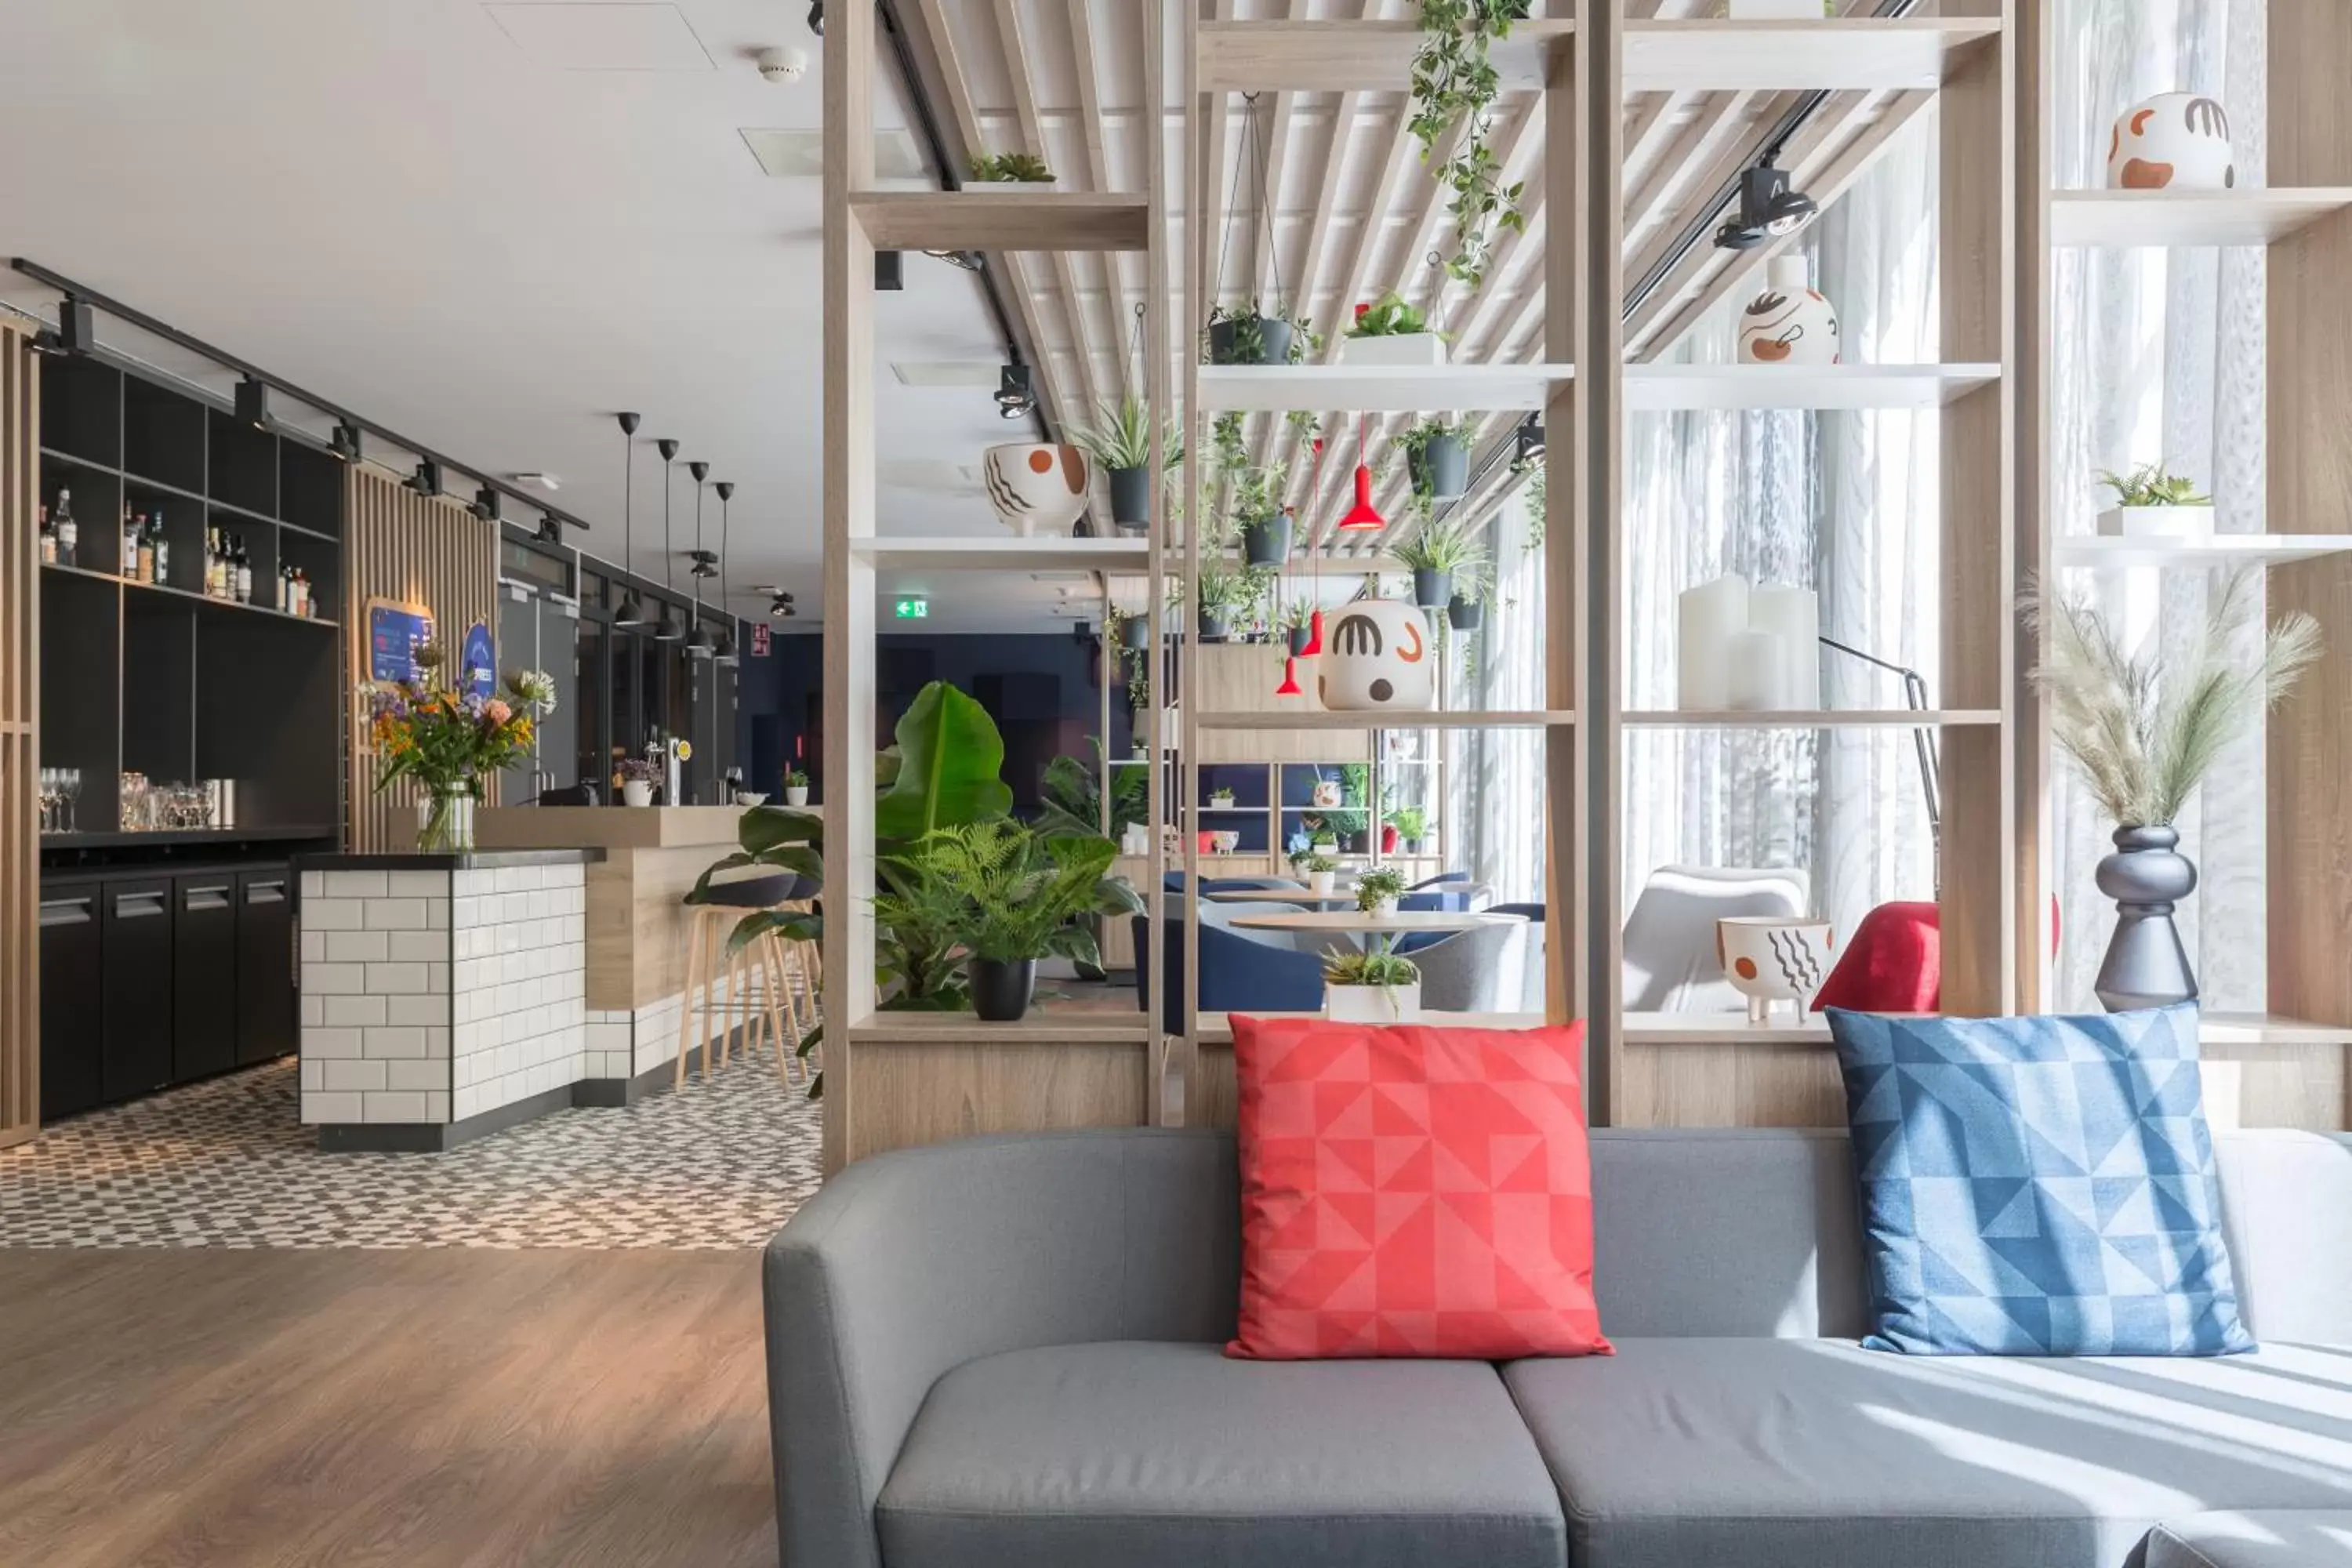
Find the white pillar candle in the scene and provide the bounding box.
[1748,583,1820,709]
[1724,630,1791,711]
[1678,575,1750,710]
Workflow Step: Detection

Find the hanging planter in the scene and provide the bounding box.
[1447,593,1483,630]
[1413,568,1454,609]
[1240,509,1292,567]
[1070,391,1179,535]
[1403,425,1470,500]
[1197,608,1230,643]
[1107,468,1152,530]
[1121,612,1149,649]
[1206,307,1299,367]
[1287,624,1314,656]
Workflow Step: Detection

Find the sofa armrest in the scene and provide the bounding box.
[762,1128,1240,1568]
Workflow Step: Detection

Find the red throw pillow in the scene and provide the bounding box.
[1227,1016,1613,1361]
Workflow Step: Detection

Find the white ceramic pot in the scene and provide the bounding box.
[2097,505,2215,541]
[1317,599,1437,713]
[982,444,1091,537]
[1338,332,1447,367]
[1121,823,1151,856]
[1324,981,1421,1025]
[1210,792,1236,808]
[1717,916,1835,1025]
[623,780,655,808]
[784,786,810,807]
[1370,896,1401,919]
[1307,870,1337,896]
[2107,93,2235,191]
[1737,256,1839,365]
[734,791,768,807]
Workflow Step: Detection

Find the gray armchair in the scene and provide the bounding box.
[1402,918,1528,1012]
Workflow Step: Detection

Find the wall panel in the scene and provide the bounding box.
[0,325,38,1146]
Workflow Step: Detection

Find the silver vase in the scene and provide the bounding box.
[2093,824,2198,1012]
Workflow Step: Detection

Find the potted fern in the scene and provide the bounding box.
[1400,417,1470,500]
[1354,866,1409,918]
[1072,394,1181,533]
[2096,463,2214,541]
[1323,948,1421,1023]
[2027,571,2319,1011]
[966,151,1055,192]
[1396,508,1488,609]
[913,819,1145,1022]
[1341,290,1448,367]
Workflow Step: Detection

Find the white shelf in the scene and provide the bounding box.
[2055,535,2352,571]
[1621,18,2000,93]
[850,535,1149,571]
[1198,362,1574,414]
[1626,364,2001,411]
[1623,709,2001,728]
[2050,189,2352,249]
[1198,709,1577,730]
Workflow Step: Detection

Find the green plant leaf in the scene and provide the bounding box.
[740,805,822,855]
[874,681,1014,840]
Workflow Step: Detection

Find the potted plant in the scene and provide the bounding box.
[1237,492,1292,567]
[1301,852,1339,897]
[917,819,1145,1022]
[366,649,557,851]
[1410,0,1532,291]
[616,757,661,808]
[966,151,1055,191]
[1354,866,1409,918]
[1196,561,1259,642]
[1323,948,1421,1023]
[783,768,810,808]
[1396,509,1488,610]
[1388,804,1428,855]
[1341,290,1448,366]
[2096,463,2215,541]
[1208,786,1237,808]
[1072,394,1181,534]
[2027,571,2318,1011]
[1205,299,1314,366]
[1399,418,1471,500]
[1276,600,1316,656]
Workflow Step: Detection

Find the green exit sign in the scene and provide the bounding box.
[894,597,929,620]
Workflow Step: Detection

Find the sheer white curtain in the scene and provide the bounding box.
[1442,486,1547,906]
[2049,0,2267,1010]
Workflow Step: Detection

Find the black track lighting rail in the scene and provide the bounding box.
[10,256,595,532]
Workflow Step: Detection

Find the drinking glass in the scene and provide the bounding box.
[60,768,79,833]
[36,768,56,833]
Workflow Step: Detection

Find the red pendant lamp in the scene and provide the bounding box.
[1337,415,1385,532]
[1275,655,1303,697]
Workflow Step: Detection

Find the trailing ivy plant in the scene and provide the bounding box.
[1410,0,1533,292]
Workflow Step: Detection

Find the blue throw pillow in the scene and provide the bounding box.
[1824,1004,2253,1357]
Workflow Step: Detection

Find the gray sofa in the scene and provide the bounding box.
[763,1127,2352,1568]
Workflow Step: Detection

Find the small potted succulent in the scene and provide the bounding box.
[2095,463,2215,542]
[1205,299,1315,366]
[1340,290,1448,366]
[784,767,811,808]
[1323,948,1421,1023]
[1071,394,1181,534]
[1208,786,1238,808]
[1354,866,1409,918]
[619,756,661,808]
[966,151,1055,191]
[1399,417,1470,500]
[1301,852,1339,898]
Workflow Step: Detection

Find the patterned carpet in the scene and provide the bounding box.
[0,1054,826,1250]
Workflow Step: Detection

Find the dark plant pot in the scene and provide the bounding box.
[1207,317,1295,366]
[967,957,1039,1022]
[1198,610,1230,642]
[1447,594,1483,630]
[1408,434,1470,499]
[1241,511,1292,567]
[1108,466,1152,528]
[1403,838,1424,854]
[1344,830,1367,853]
[1121,613,1149,649]
[1287,625,1313,656]
[1413,568,1454,609]
[2093,824,2199,1011]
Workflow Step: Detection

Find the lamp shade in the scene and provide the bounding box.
[614,592,648,628]
[1300,607,1325,658]
[1274,656,1303,697]
[1337,463,1385,532]
[654,604,684,641]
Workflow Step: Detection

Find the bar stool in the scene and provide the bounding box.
[677,875,806,1089]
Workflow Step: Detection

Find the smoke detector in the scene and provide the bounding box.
[757,45,808,83]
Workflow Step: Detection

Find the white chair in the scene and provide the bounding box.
[1621,864,1808,1013]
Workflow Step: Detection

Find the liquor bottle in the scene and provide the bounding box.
[234,535,253,603]
[135,511,156,583]
[53,488,76,568]
[38,504,55,565]
[203,528,220,597]
[122,503,139,576]
[275,563,292,612]
[291,568,308,618]
[149,508,169,586]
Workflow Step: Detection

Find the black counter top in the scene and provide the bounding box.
[43,826,338,850]
[295,848,607,873]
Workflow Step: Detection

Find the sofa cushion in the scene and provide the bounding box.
[1229,1017,1609,1360]
[877,1340,1565,1568]
[2143,1512,2352,1568]
[1504,1338,2352,1568]
[1827,1004,2253,1356]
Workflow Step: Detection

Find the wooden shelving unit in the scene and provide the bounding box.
[1197,362,1576,415]
[2052,535,2352,571]
[2048,188,2352,249]
[1620,17,2001,92]
[1195,19,1575,93]
[1622,709,2001,728]
[1624,364,2001,412]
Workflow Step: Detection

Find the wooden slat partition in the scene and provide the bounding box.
[344,466,500,852]
[0,324,36,1147]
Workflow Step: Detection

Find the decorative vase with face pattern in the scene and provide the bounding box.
[2107,93,2235,191]
[1316,598,1436,713]
[1737,256,1839,366]
[982,443,1090,536]
[1717,916,1835,1025]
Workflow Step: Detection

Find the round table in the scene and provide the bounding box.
[1200,887,1358,906]
[1228,909,1522,935]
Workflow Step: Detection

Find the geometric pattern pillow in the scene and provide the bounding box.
[1225,1016,1612,1361]
[1825,1004,2254,1357]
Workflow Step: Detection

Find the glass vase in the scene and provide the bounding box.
[417,784,476,854]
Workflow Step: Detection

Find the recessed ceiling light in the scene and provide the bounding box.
[739,127,925,180]
[889,361,1003,388]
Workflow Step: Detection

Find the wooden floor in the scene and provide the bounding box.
[0,1249,780,1568]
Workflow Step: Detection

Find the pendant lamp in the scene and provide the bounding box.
[612,413,649,627]
[1274,655,1303,697]
[1337,416,1384,532]
[685,463,715,656]
[1301,436,1326,656]
[653,440,684,641]
[713,481,739,663]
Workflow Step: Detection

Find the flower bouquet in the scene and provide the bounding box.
[366,643,557,851]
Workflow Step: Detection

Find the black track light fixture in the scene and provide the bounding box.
[807,0,823,36]
[713,481,738,662]
[330,421,364,463]
[235,376,272,430]
[1514,413,1545,471]
[409,459,441,497]
[996,362,1036,421]
[768,590,797,619]
[875,250,906,291]
[612,412,649,628]
[1713,156,1818,252]
[56,296,96,356]
[654,441,684,641]
[474,486,503,522]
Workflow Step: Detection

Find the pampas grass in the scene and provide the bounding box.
[2024,570,2321,827]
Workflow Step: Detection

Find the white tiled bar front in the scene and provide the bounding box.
[296,850,601,1151]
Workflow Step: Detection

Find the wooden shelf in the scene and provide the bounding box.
[1196,19,1574,93]
[2054,535,2352,571]
[846,1013,1152,1046]
[40,561,339,628]
[1621,1011,2352,1048]
[2050,189,2352,248]
[1625,364,2001,411]
[850,535,1150,571]
[1621,18,2000,92]
[850,191,1149,252]
[1623,709,2001,728]
[1198,709,1577,730]
[1198,362,1574,414]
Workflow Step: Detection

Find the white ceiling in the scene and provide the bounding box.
[0,0,1084,632]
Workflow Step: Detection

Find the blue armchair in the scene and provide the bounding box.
[1131,906,1327,1032]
